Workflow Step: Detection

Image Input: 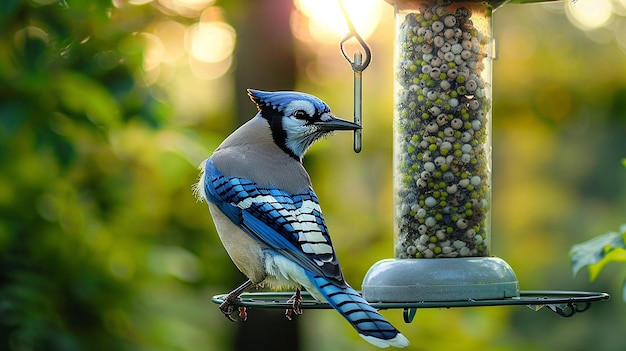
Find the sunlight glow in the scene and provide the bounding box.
[566,0,613,29]
[186,21,235,63]
[141,6,235,81]
[154,20,187,64]
[142,32,165,72]
[157,0,215,17]
[618,0,626,15]
[187,55,233,80]
[293,0,382,44]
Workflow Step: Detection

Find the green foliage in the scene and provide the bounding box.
[570,225,626,281]
[569,160,626,302]
[0,1,213,350]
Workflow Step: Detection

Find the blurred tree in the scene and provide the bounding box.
[0,0,168,349]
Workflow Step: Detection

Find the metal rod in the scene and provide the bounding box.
[212,290,610,313]
[353,51,363,153]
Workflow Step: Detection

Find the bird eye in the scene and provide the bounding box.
[293,110,308,120]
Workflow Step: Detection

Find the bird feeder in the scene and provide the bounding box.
[360,0,602,305]
[213,0,609,321]
[362,0,511,303]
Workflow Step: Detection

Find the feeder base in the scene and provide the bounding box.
[361,257,519,302]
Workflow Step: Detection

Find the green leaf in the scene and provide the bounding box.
[570,225,626,281]
[587,247,626,281]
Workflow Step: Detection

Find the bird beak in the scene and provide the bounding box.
[315,116,361,131]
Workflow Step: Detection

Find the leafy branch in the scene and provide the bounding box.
[569,159,626,301]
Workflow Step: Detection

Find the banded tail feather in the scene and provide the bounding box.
[306,272,409,348]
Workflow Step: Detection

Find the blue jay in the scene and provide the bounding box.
[194,90,409,348]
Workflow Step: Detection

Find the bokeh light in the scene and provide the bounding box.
[139,4,235,82]
[566,0,614,29]
[142,32,165,72]
[186,21,235,63]
[154,20,187,65]
[157,0,214,17]
[292,0,383,44]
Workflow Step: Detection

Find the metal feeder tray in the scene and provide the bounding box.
[212,290,609,323]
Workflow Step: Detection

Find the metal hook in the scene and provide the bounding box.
[339,33,372,73]
[547,303,577,317]
[337,0,371,153]
[403,308,418,323]
[338,0,372,73]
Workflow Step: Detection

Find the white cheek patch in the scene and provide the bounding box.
[281,117,306,133]
[281,117,313,158]
[279,100,332,158]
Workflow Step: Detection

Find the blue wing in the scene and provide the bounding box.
[202,158,345,287]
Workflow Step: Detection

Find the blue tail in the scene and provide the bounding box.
[306,272,409,348]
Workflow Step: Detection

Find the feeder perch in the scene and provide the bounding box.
[212,290,609,321]
[213,0,610,318]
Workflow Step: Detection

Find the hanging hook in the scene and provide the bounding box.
[337,0,371,153]
[338,1,372,73]
[339,32,372,73]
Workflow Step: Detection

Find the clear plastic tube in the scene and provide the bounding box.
[393,1,493,259]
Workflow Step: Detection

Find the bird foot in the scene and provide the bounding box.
[219,298,249,322]
[238,306,248,321]
[219,279,253,322]
[219,298,240,322]
[285,288,303,321]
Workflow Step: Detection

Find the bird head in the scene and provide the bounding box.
[248,89,360,160]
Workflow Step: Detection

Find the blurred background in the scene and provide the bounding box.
[1,0,626,350]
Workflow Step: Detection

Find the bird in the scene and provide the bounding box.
[194,89,409,348]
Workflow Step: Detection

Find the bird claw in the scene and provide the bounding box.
[219,279,253,322]
[238,306,248,321]
[219,299,249,322]
[285,288,303,321]
[219,299,239,322]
